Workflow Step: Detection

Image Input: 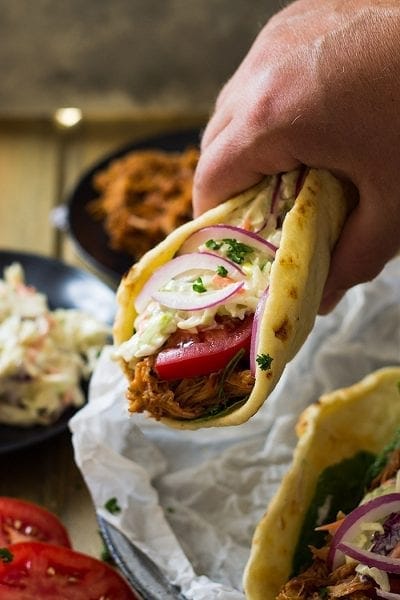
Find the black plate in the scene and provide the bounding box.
[0,250,116,454]
[98,517,186,600]
[66,128,201,286]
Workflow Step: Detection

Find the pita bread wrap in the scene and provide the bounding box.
[113,168,348,429]
[243,366,400,600]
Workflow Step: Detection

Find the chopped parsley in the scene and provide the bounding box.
[216,265,228,277]
[104,497,121,515]
[0,548,13,563]
[192,277,207,293]
[222,238,253,264]
[97,529,116,565]
[205,239,222,251]
[256,353,273,371]
[205,237,253,264]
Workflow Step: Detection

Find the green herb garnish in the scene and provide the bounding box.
[205,239,222,251]
[0,548,13,563]
[364,427,400,485]
[222,238,253,264]
[217,348,246,401]
[291,450,376,576]
[216,265,228,277]
[256,353,273,371]
[192,277,207,293]
[97,529,115,564]
[104,497,121,515]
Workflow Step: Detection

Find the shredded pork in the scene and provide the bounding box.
[125,356,254,420]
[88,147,199,258]
[277,547,374,600]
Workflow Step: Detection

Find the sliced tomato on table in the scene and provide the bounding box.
[0,497,71,547]
[0,542,138,599]
[154,314,253,380]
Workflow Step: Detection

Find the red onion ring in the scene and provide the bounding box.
[135,252,245,312]
[178,225,277,257]
[270,175,282,216]
[152,280,244,311]
[328,493,400,571]
[249,287,269,375]
[336,541,400,574]
[255,175,282,234]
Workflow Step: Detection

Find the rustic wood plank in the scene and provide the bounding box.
[0,431,103,556]
[0,121,60,255]
[0,119,103,557]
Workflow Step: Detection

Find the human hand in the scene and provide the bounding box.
[193,0,400,312]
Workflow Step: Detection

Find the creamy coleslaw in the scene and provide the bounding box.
[0,263,110,426]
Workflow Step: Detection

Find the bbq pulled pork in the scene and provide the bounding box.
[88,147,199,258]
[277,547,374,600]
[125,356,254,420]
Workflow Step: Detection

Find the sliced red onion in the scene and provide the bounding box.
[377,590,400,600]
[270,175,282,216]
[336,541,400,574]
[250,287,269,375]
[178,225,277,257]
[152,280,244,311]
[328,493,400,571]
[255,175,282,234]
[135,252,244,312]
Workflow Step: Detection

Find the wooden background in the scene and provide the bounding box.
[0,115,204,558]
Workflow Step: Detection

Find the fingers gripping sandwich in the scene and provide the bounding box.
[113,169,348,429]
[243,366,400,600]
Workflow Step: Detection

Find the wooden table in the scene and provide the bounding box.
[0,114,204,558]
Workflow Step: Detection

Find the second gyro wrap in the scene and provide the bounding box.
[243,366,400,600]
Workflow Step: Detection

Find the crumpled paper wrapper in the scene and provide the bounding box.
[70,257,400,600]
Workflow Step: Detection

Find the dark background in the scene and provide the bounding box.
[0,0,282,117]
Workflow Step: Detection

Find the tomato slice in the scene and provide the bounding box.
[0,497,71,547]
[154,314,253,380]
[0,542,138,599]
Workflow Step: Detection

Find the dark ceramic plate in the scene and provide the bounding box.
[0,250,116,454]
[66,128,201,287]
[98,516,186,600]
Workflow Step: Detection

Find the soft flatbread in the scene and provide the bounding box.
[113,169,348,429]
[243,366,400,600]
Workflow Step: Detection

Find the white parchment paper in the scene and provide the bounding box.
[70,257,400,600]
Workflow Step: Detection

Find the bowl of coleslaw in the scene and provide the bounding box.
[0,250,115,452]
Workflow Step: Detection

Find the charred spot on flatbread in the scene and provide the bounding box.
[274,318,291,341]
